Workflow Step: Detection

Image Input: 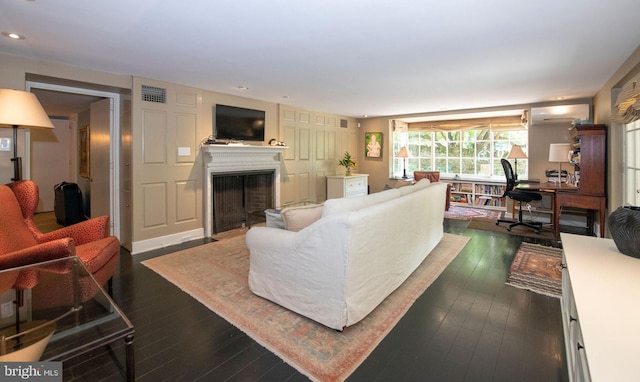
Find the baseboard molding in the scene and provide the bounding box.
[131,228,204,255]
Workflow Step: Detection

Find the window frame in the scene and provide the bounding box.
[391,127,529,180]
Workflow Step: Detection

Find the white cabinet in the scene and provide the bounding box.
[327,174,368,199]
[561,233,640,382]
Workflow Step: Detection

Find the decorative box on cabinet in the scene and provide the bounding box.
[327,174,368,199]
[561,233,640,382]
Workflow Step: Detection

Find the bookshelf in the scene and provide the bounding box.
[444,180,506,210]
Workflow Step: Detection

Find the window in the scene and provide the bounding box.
[624,119,640,206]
[392,117,528,179]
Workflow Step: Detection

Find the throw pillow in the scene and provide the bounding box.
[281,204,324,232]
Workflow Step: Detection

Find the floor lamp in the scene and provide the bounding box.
[396,146,410,179]
[548,143,572,186]
[506,144,527,180]
[0,89,54,181]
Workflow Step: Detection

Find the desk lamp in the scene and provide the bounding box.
[548,143,571,185]
[506,144,527,180]
[0,89,54,181]
[396,146,411,179]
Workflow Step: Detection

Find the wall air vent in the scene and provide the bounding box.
[141,85,167,104]
[531,104,589,125]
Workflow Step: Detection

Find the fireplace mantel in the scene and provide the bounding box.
[202,144,286,237]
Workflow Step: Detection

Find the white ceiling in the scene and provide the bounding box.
[2,0,640,118]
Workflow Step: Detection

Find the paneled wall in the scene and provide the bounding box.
[129,79,358,253]
[279,106,358,207]
[132,77,203,246]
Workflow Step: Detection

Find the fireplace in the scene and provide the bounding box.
[211,171,274,233]
[202,144,285,237]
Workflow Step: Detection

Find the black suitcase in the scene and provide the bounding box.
[54,182,87,226]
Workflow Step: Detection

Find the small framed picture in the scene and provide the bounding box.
[365,132,382,158]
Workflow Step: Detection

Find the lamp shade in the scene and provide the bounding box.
[0,89,54,129]
[548,143,571,162]
[506,144,527,159]
[396,146,410,158]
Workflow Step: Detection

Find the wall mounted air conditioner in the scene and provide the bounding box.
[530,104,590,125]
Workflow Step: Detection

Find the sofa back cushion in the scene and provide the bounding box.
[281,204,324,232]
[398,178,431,196]
[322,188,401,217]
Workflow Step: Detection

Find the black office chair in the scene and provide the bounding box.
[496,158,543,233]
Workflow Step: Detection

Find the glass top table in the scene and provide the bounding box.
[0,256,134,381]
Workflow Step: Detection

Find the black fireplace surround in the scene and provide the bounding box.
[211,171,275,233]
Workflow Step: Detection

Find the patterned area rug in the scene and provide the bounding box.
[506,242,562,298]
[142,233,470,382]
[444,205,502,220]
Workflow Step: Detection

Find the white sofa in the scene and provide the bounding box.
[246,179,448,330]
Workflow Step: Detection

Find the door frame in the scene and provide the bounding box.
[25,81,121,239]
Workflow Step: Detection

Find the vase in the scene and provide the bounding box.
[608,206,640,258]
[345,167,351,176]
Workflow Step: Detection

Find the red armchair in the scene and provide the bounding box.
[414,171,451,211]
[3,181,120,308]
[0,184,80,323]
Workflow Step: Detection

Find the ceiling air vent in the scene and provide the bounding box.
[141,85,166,104]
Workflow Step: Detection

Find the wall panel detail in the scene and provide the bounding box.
[297,172,311,201]
[142,110,167,164]
[176,113,197,163]
[283,126,296,161]
[299,127,311,161]
[316,130,326,160]
[176,180,197,222]
[143,182,167,228]
[283,109,296,122]
[298,112,310,124]
[175,91,197,107]
[327,131,336,159]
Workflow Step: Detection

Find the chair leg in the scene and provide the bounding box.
[507,201,542,233]
[108,277,113,297]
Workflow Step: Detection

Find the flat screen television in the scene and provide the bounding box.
[214,104,265,142]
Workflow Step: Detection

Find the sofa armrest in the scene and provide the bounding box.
[0,238,75,272]
[246,217,352,329]
[35,216,110,245]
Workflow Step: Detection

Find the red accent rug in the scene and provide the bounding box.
[142,233,470,381]
[506,242,562,298]
[444,205,502,220]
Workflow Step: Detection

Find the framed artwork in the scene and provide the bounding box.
[365,132,383,158]
[79,125,90,178]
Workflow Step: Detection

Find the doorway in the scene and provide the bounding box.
[26,82,121,239]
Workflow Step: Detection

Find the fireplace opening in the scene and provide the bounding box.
[212,170,274,234]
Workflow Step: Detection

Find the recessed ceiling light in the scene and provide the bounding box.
[2,32,25,40]
[283,96,291,99]
[236,86,249,91]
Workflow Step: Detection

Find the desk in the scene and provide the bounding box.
[516,182,606,241]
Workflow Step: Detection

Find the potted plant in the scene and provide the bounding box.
[338,152,356,175]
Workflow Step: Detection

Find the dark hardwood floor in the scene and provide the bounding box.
[61,219,568,382]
